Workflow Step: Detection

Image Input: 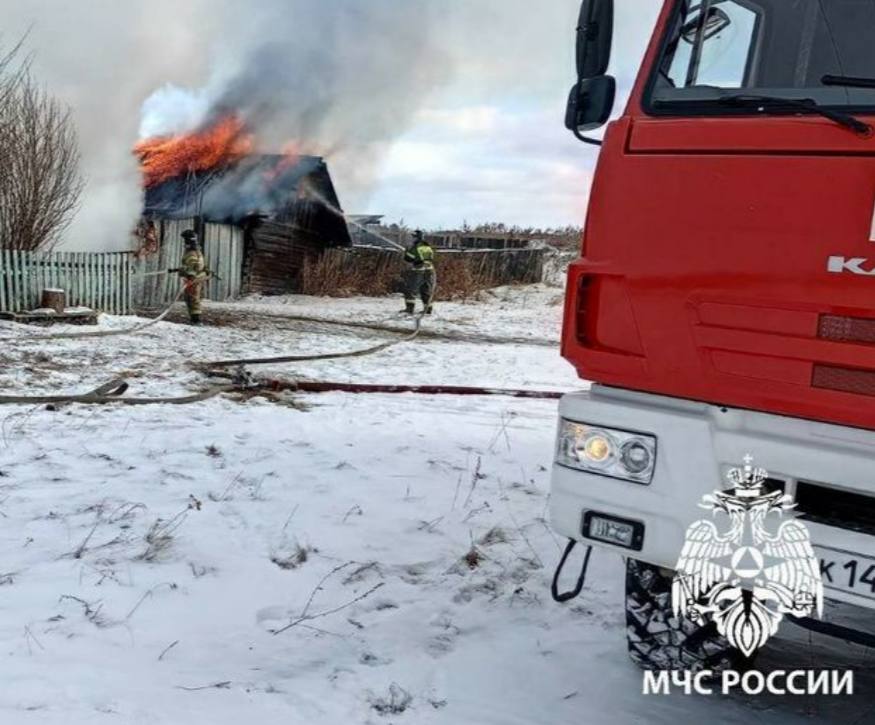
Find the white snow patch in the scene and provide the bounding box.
[0,288,867,723]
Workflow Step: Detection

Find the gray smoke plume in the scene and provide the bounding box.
[0,1,218,251]
[2,0,450,250]
[141,0,451,214]
[1,0,658,248]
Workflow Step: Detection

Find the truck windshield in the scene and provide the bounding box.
[649,0,875,112]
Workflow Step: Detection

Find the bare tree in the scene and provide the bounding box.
[0,41,84,251]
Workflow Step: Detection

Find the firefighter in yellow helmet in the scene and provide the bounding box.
[402,230,435,315]
[179,229,208,325]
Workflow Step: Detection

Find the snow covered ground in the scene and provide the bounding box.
[0,287,871,724]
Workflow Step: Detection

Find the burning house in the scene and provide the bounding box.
[135,117,351,297]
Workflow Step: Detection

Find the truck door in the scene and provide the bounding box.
[566,0,875,430]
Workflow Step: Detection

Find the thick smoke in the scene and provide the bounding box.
[0,1,218,251]
[1,0,661,248]
[142,1,451,205]
[2,0,449,251]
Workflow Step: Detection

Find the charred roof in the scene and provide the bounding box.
[143,154,346,230]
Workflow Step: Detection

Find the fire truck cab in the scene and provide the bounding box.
[554,0,875,670]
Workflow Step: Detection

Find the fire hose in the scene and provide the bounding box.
[247,379,564,400]
[206,308,556,348]
[0,375,563,407]
[200,316,424,368]
[0,377,232,406]
[0,266,566,406]
[0,286,186,343]
[197,268,439,369]
[0,267,223,344]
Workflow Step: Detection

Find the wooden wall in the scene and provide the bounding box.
[202,223,244,302]
[242,221,325,295]
[132,219,243,308]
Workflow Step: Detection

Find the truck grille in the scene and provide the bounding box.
[796,481,875,536]
[819,314,875,344]
[812,364,875,397]
[814,316,875,396]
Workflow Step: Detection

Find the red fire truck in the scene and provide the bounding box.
[553,0,875,670]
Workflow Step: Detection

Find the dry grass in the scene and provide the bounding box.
[301,248,544,301]
[300,249,402,298]
[138,497,200,562]
[370,684,413,716]
[270,542,314,570]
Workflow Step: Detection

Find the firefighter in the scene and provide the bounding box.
[178,229,207,325]
[402,230,435,315]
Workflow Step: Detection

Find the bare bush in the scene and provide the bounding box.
[301,247,543,301]
[0,41,84,251]
[367,222,584,251]
[461,221,583,250]
[300,248,402,298]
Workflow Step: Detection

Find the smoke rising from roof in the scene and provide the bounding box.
[141,0,451,215]
[2,1,661,248]
[0,1,217,251]
[3,0,450,250]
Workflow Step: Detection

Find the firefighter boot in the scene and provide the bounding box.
[190,314,202,326]
[402,302,415,315]
[424,305,433,315]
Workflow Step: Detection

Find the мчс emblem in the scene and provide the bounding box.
[672,456,823,657]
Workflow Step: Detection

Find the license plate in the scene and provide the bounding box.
[815,545,875,601]
[581,511,645,551]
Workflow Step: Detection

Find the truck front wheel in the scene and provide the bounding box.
[625,558,744,673]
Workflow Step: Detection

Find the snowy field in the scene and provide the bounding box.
[0,286,872,724]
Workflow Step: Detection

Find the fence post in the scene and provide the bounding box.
[72,253,81,308]
[99,252,106,312]
[12,250,21,311]
[9,250,17,311]
[126,254,133,314]
[112,254,119,314]
[0,249,5,312]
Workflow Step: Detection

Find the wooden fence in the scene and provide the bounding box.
[0,234,541,316]
[0,249,133,314]
[0,222,245,316]
[132,219,244,308]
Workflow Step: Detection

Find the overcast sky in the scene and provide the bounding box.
[1,1,664,247]
[367,0,664,230]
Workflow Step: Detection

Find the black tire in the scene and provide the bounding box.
[625,558,746,673]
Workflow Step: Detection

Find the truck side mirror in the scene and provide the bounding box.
[576,0,614,79]
[565,76,616,136]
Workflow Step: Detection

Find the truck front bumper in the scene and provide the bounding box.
[550,385,875,611]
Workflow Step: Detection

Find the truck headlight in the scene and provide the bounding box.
[556,419,656,484]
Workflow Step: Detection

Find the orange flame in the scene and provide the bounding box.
[135,116,255,188]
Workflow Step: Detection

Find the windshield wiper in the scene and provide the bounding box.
[822,74,875,89]
[717,94,872,137]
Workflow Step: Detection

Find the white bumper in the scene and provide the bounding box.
[550,385,875,611]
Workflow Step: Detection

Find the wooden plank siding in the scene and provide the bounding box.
[242,221,326,295]
[203,223,243,301]
[130,219,244,308]
[0,249,135,314]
